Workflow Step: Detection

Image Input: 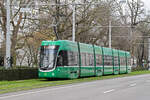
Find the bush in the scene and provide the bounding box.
[132,66,149,72]
[0,67,38,81]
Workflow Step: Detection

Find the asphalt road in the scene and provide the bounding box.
[1,74,150,100]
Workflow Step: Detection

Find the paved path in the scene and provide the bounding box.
[0,74,150,100]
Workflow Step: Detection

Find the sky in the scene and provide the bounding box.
[140,0,150,15]
[142,0,150,9]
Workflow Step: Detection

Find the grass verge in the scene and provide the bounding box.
[0,70,150,94]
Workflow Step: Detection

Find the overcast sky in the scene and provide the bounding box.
[142,0,150,9]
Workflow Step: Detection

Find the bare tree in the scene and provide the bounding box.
[0,0,33,66]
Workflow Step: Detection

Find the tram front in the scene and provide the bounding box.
[39,45,59,72]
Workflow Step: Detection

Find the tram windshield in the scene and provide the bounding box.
[39,45,59,70]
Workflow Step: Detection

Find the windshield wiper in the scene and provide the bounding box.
[41,61,54,70]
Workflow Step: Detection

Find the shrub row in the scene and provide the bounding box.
[0,66,149,81]
[0,68,38,81]
[132,66,149,72]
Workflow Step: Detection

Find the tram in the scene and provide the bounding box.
[38,40,131,79]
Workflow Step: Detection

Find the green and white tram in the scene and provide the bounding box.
[39,40,131,79]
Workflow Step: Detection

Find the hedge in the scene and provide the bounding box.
[0,66,149,81]
[132,66,149,72]
[0,68,38,81]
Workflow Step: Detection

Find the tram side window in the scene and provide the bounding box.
[104,55,107,65]
[124,57,126,65]
[104,55,112,66]
[85,53,87,66]
[86,53,90,66]
[81,53,86,66]
[120,57,123,66]
[96,54,102,66]
[57,51,68,66]
[81,53,94,66]
[89,54,94,66]
[75,52,79,65]
[128,58,131,66]
[114,56,119,66]
[68,51,74,66]
[57,50,78,67]
[87,53,91,66]
[120,57,126,66]
[68,51,78,66]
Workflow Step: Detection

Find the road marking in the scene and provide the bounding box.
[103,89,115,94]
[0,81,103,99]
[1,74,149,99]
[130,83,136,87]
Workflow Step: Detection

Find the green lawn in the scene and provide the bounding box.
[0,70,150,94]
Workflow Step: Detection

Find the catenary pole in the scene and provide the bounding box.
[109,20,112,48]
[6,0,11,69]
[72,3,76,42]
[148,38,150,70]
